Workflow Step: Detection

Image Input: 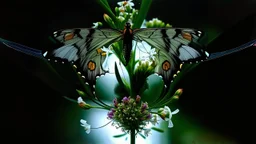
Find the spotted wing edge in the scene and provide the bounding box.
[45,28,124,92]
[133,28,209,88]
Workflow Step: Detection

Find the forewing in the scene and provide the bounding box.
[133,28,208,85]
[46,28,123,84]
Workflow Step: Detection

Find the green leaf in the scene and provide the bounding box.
[112,42,126,65]
[96,0,117,23]
[139,79,149,96]
[63,96,77,103]
[114,83,129,99]
[133,0,152,28]
[113,133,127,138]
[71,65,94,98]
[149,62,199,108]
[114,62,130,93]
[139,133,146,139]
[48,36,57,44]
[159,63,199,106]
[133,61,155,95]
[125,47,138,97]
[151,127,164,133]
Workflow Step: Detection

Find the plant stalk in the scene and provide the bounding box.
[130,128,136,144]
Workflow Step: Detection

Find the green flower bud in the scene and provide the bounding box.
[97,22,103,27]
[115,7,120,15]
[174,88,183,96]
[166,23,172,27]
[76,89,86,97]
[160,22,165,28]
[103,14,115,28]
[78,101,92,110]
[146,21,153,28]
[158,108,164,113]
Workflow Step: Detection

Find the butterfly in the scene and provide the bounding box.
[45,22,209,88]
[1,24,255,92]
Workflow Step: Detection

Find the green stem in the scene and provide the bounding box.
[130,128,136,144]
[129,73,135,97]
[91,106,112,110]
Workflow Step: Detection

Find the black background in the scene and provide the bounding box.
[0,0,255,143]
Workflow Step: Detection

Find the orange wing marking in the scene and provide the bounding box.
[162,60,171,71]
[181,32,192,41]
[64,33,75,41]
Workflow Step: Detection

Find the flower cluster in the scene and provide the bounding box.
[116,0,137,25]
[99,0,139,30]
[79,88,183,136]
[145,18,172,28]
[107,95,152,133]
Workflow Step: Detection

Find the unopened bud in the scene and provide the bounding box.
[115,7,120,15]
[166,23,172,27]
[103,14,115,28]
[174,89,183,96]
[78,102,92,110]
[172,95,179,100]
[136,95,141,103]
[76,89,86,97]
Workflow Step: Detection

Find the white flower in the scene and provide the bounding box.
[101,46,114,71]
[117,0,134,16]
[118,7,129,16]
[92,22,99,28]
[148,48,157,60]
[163,106,179,128]
[150,114,158,125]
[117,0,134,7]
[101,46,113,54]
[117,16,125,22]
[77,97,92,109]
[80,119,91,134]
[138,43,156,62]
[144,129,151,137]
[78,97,86,104]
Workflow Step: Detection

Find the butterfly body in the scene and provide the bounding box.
[122,23,134,65]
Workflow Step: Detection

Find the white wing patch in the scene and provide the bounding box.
[178,45,201,60]
[52,44,79,61]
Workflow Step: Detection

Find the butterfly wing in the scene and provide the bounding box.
[207,39,256,61]
[46,28,123,85]
[0,38,44,58]
[133,28,208,85]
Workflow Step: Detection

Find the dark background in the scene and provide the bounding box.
[0,0,255,143]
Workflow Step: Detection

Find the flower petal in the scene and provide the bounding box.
[129,2,134,7]
[172,109,179,115]
[85,125,91,134]
[80,119,87,125]
[78,97,83,103]
[168,119,174,128]
[144,129,151,136]
[117,2,123,6]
